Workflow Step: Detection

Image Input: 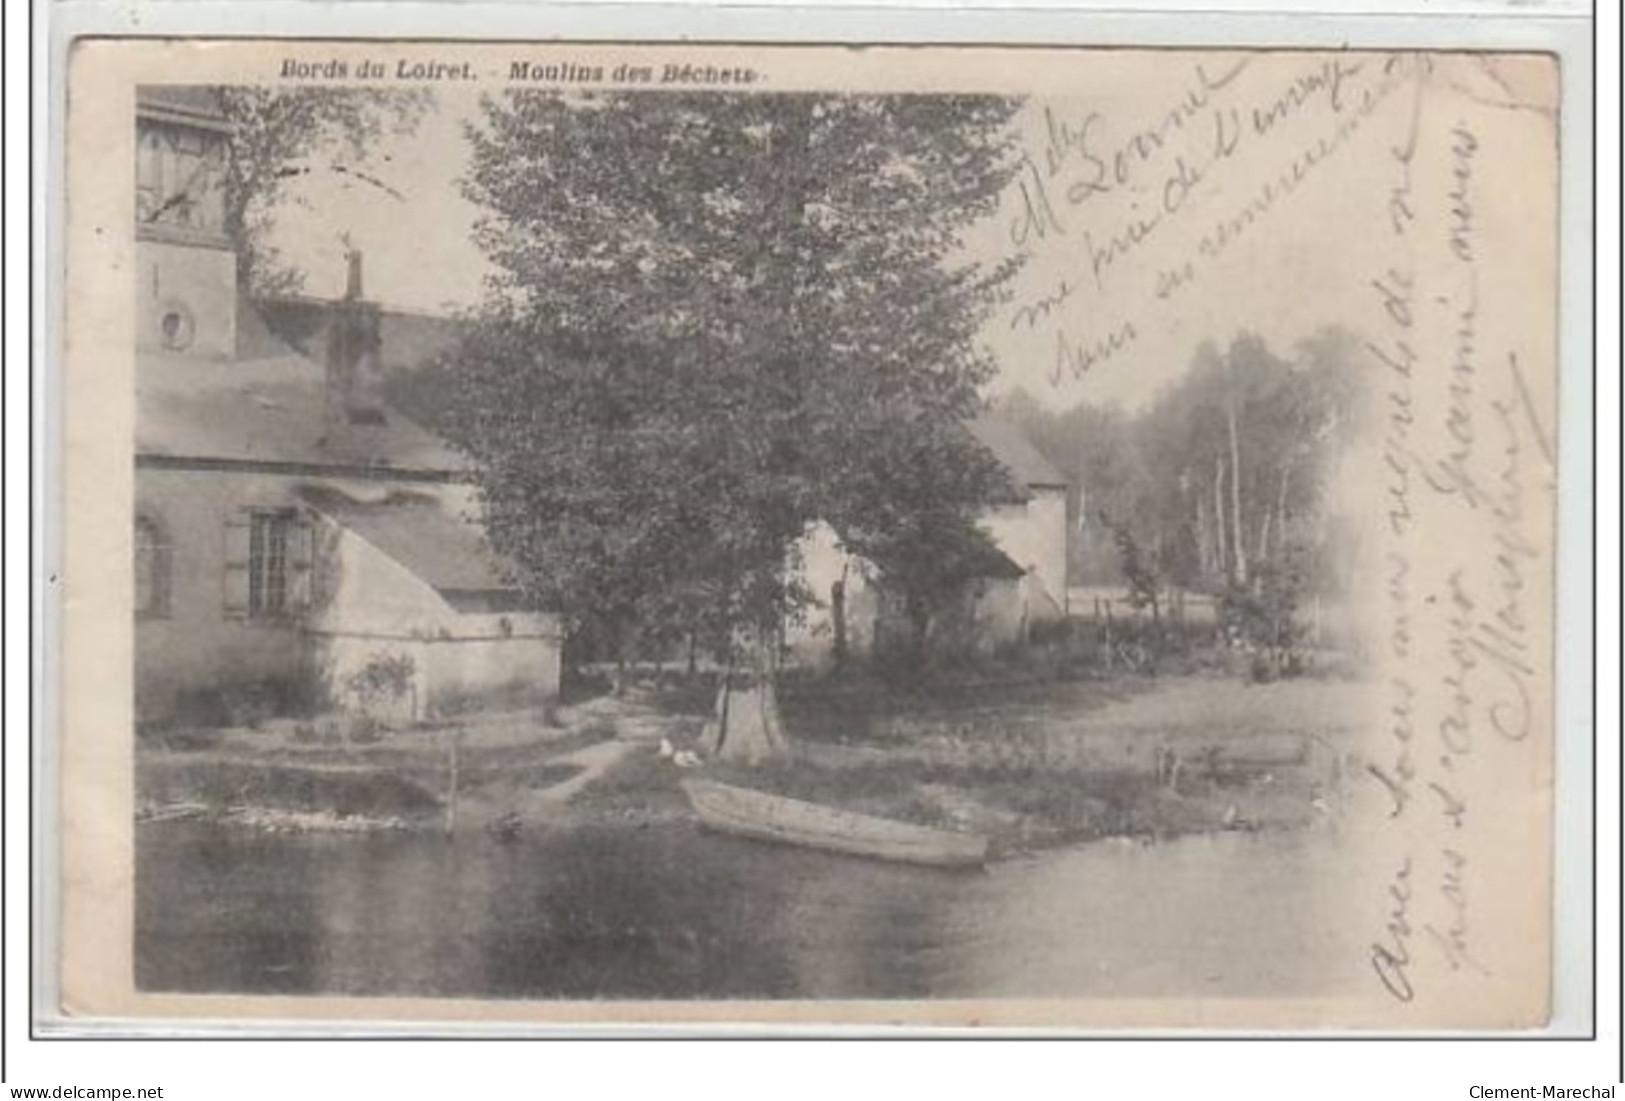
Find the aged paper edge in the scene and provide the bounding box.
[53,33,1574,1034]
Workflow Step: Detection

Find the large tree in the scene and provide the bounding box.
[213,88,432,293]
[451,91,1024,760]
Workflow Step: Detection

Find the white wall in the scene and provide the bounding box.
[307,525,561,718]
[1026,487,1070,617]
[136,237,238,359]
[978,489,1069,619]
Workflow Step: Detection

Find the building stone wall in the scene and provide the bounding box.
[308,526,561,719]
[134,467,312,720]
[134,466,560,724]
[136,236,238,360]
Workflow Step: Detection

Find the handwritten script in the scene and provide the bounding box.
[1360,56,1554,1011]
[1001,54,1404,389]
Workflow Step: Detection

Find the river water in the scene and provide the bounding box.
[136,820,1355,1001]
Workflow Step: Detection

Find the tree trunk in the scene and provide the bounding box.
[1213,461,1228,585]
[1195,496,1211,579]
[1227,393,1247,584]
[831,576,848,670]
[698,636,788,765]
[908,598,933,666]
[1270,463,1293,562]
[609,618,633,697]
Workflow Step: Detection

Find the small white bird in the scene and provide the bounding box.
[657,737,675,760]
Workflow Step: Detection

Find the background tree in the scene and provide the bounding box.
[995,391,1146,586]
[450,91,1025,760]
[997,328,1368,635]
[213,87,432,293]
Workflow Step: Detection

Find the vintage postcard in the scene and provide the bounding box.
[56,36,1565,1030]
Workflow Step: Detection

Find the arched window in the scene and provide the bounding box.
[134,514,172,619]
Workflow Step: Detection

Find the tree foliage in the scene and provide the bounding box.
[827,417,1011,655]
[447,91,1025,665]
[214,87,432,293]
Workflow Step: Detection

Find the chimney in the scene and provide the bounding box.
[344,248,364,300]
[325,249,387,429]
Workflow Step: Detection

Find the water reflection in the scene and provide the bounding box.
[137,821,1350,1000]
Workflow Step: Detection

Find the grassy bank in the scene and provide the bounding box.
[573,746,1325,856]
[564,672,1351,855]
[137,671,1355,852]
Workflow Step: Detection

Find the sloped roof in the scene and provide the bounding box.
[136,86,230,128]
[969,417,1067,500]
[136,347,468,475]
[254,296,463,374]
[234,293,296,360]
[961,539,1028,580]
[298,486,518,595]
[251,297,332,357]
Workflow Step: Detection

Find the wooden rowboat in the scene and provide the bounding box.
[680,778,987,869]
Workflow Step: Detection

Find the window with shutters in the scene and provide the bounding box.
[224,509,312,621]
[134,514,172,619]
[252,512,290,615]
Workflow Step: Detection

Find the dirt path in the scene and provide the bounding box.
[855,675,1370,742]
[796,675,1369,778]
[1048,676,1370,740]
[507,738,640,821]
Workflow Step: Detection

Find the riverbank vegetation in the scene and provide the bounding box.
[134,699,619,831]
[582,671,1350,852]
[135,667,1357,852]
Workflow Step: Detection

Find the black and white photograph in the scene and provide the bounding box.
[59,40,1561,1028]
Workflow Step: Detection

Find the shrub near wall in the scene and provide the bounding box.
[342,651,419,739]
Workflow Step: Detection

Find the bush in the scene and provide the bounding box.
[561,667,613,704]
[338,652,418,737]
[170,678,321,730]
[157,727,224,752]
[345,652,417,713]
[1219,559,1309,681]
[221,684,275,729]
[346,712,385,744]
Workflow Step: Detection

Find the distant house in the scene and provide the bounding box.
[967,416,1070,621]
[133,87,560,727]
[784,417,1070,669]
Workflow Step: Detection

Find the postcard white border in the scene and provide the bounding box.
[31,0,1599,1046]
